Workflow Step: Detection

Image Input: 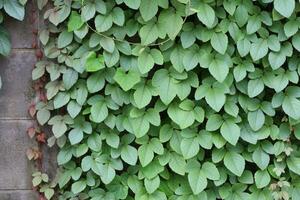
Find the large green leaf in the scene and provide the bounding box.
[188,169,207,195]
[195,2,215,28]
[3,0,25,21]
[224,151,245,176]
[274,0,295,18]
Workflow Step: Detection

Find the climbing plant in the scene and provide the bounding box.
[0,0,26,88]
[32,0,300,199]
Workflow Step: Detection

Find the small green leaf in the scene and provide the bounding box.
[138,144,154,167]
[71,180,87,194]
[211,32,228,54]
[121,145,138,165]
[248,110,265,131]
[85,52,105,72]
[90,101,108,123]
[252,147,270,170]
[68,11,84,32]
[220,120,240,145]
[201,162,220,180]
[144,176,160,194]
[250,39,268,61]
[114,69,141,91]
[180,137,199,159]
[254,170,270,189]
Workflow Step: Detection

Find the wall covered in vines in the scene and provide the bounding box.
[33,0,300,199]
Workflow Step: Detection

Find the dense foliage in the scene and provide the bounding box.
[0,0,26,88]
[33,0,300,199]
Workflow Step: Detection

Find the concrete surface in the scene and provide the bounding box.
[0,1,43,199]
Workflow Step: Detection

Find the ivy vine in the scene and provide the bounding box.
[32,0,300,200]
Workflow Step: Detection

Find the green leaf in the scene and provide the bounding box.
[282,95,300,120]
[144,176,160,194]
[68,11,84,32]
[71,180,86,194]
[37,109,50,125]
[111,7,125,26]
[114,69,141,91]
[0,27,11,56]
[250,39,268,61]
[138,50,155,74]
[158,9,183,40]
[201,162,220,180]
[139,0,158,21]
[124,0,141,9]
[274,0,295,18]
[208,54,231,82]
[206,114,223,131]
[54,92,70,109]
[284,20,298,37]
[205,87,226,112]
[224,151,245,176]
[63,69,78,90]
[220,120,240,145]
[152,69,177,105]
[3,0,25,21]
[68,128,84,145]
[246,15,261,35]
[248,110,265,131]
[292,33,300,52]
[188,169,207,195]
[121,145,138,165]
[95,14,113,32]
[252,147,270,170]
[139,23,159,45]
[44,188,55,199]
[58,30,73,48]
[195,2,215,28]
[130,116,150,138]
[248,79,264,98]
[57,148,72,165]
[237,38,250,57]
[100,37,115,53]
[106,133,119,148]
[169,153,186,175]
[167,103,195,129]
[138,144,154,167]
[97,163,116,184]
[211,32,228,54]
[87,134,102,151]
[287,157,300,175]
[52,121,67,138]
[90,101,108,123]
[180,137,199,159]
[87,71,105,93]
[85,52,105,72]
[254,170,270,189]
[134,84,152,108]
